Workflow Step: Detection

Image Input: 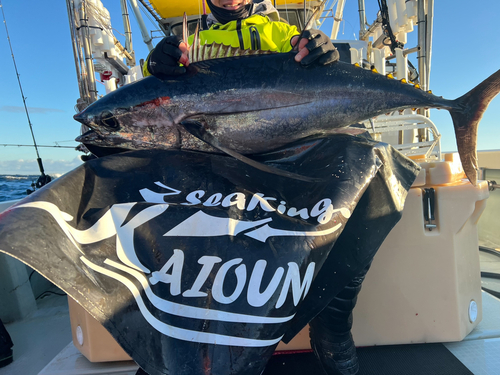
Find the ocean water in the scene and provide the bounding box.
[0,175,41,202]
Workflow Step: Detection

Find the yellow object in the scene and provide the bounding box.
[188,14,298,51]
[400,78,407,84]
[150,0,307,18]
[387,73,394,79]
[143,14,299,77]
[371,67,378,73]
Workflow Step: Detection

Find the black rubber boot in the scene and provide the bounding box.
[309,262,372,375]
[0,319,13,368]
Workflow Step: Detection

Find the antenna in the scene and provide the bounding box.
[304,0,307,29]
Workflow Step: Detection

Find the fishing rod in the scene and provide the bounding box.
[0,144,75,149]
[1,0,52,191]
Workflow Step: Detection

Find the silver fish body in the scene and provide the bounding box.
[74,52,500,184]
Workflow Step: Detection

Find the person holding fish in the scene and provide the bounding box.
[142,2,362,375]
[144,0,340,77]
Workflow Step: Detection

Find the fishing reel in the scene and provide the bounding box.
[27,173,52,195]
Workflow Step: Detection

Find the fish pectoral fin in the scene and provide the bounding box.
[180,120,321,183]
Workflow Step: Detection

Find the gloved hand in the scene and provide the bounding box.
[147,35,188,77]
[293,29,339,66]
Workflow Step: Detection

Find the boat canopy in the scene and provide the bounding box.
[149,0,307,18]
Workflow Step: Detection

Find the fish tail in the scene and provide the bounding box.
[450,69,500,185]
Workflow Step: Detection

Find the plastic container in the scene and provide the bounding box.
[68,297,132,362]
[281,153,489,348]
[351,177,488,346]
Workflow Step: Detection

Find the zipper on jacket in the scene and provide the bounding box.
[236,19,244,49]
[249,26,261,50]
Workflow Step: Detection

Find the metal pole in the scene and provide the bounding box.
[128,0,154,51]
[137,0,168,36]
[417,0,427,92]
[426,0,434,89]
[66,0,85,101]
[360,13,382,41]
[120,0,136,66]
[358,0,367,39]
[78,1,98,103]
[385,46,420,59]
[417,0,429,138]
[330,0,347,40]
[304,0,307,32]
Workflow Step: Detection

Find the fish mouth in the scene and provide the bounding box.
[75,129,101,143]
[77,131,131,157]
[76,129,133,149]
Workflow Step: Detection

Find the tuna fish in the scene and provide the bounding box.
[74,51,500,185]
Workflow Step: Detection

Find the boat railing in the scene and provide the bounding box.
[365,113,442,160]
[0,199,19,213]
[478,166,500,251]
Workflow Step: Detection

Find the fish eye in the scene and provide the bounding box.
[100,111,120,130]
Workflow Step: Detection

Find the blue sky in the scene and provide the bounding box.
[0,1,498,175]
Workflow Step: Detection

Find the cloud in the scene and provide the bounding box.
[0,105,65,114]
[0,157,83,175]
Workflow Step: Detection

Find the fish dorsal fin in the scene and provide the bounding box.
[188,21,201,63]
[184,12,201,63]
[190,42,277,64]
[182,11,278,64]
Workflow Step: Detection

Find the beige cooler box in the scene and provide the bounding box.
[69,154,489,360]
[351,154,489,346]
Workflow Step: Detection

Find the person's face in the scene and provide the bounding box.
[209,0,250,11]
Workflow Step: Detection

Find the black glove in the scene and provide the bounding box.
[298,29,339,66]
[147,35,186,77]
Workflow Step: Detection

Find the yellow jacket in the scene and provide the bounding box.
[143,14,299,77]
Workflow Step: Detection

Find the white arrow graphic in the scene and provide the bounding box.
[164,211,272,237]
[164,211,343,243]
[244,223,343,242]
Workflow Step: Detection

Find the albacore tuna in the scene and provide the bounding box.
[74,52,500,185]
